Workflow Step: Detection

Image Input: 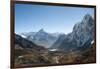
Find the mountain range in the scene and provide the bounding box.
[18,14,94,52]
[20,28,60,48]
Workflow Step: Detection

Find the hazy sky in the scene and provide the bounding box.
[15,4,94,34]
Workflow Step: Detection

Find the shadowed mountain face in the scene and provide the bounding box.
[51,14,94,52]
[50,34,67,49]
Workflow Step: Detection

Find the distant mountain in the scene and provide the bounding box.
[20,29,60,48]
[51,14,94,52]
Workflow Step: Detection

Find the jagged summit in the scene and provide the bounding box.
[83,14,93,20]
[83,14,93,25]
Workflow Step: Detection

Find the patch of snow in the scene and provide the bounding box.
[91,40,94,44]
[20,35,27,38]
[50,49,58,51]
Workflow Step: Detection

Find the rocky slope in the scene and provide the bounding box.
[51,14,94,52]
[14,34,51,67]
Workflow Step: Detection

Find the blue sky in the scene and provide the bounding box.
[15,4,94,34]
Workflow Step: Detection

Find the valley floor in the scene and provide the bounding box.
[14,43,96,68]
